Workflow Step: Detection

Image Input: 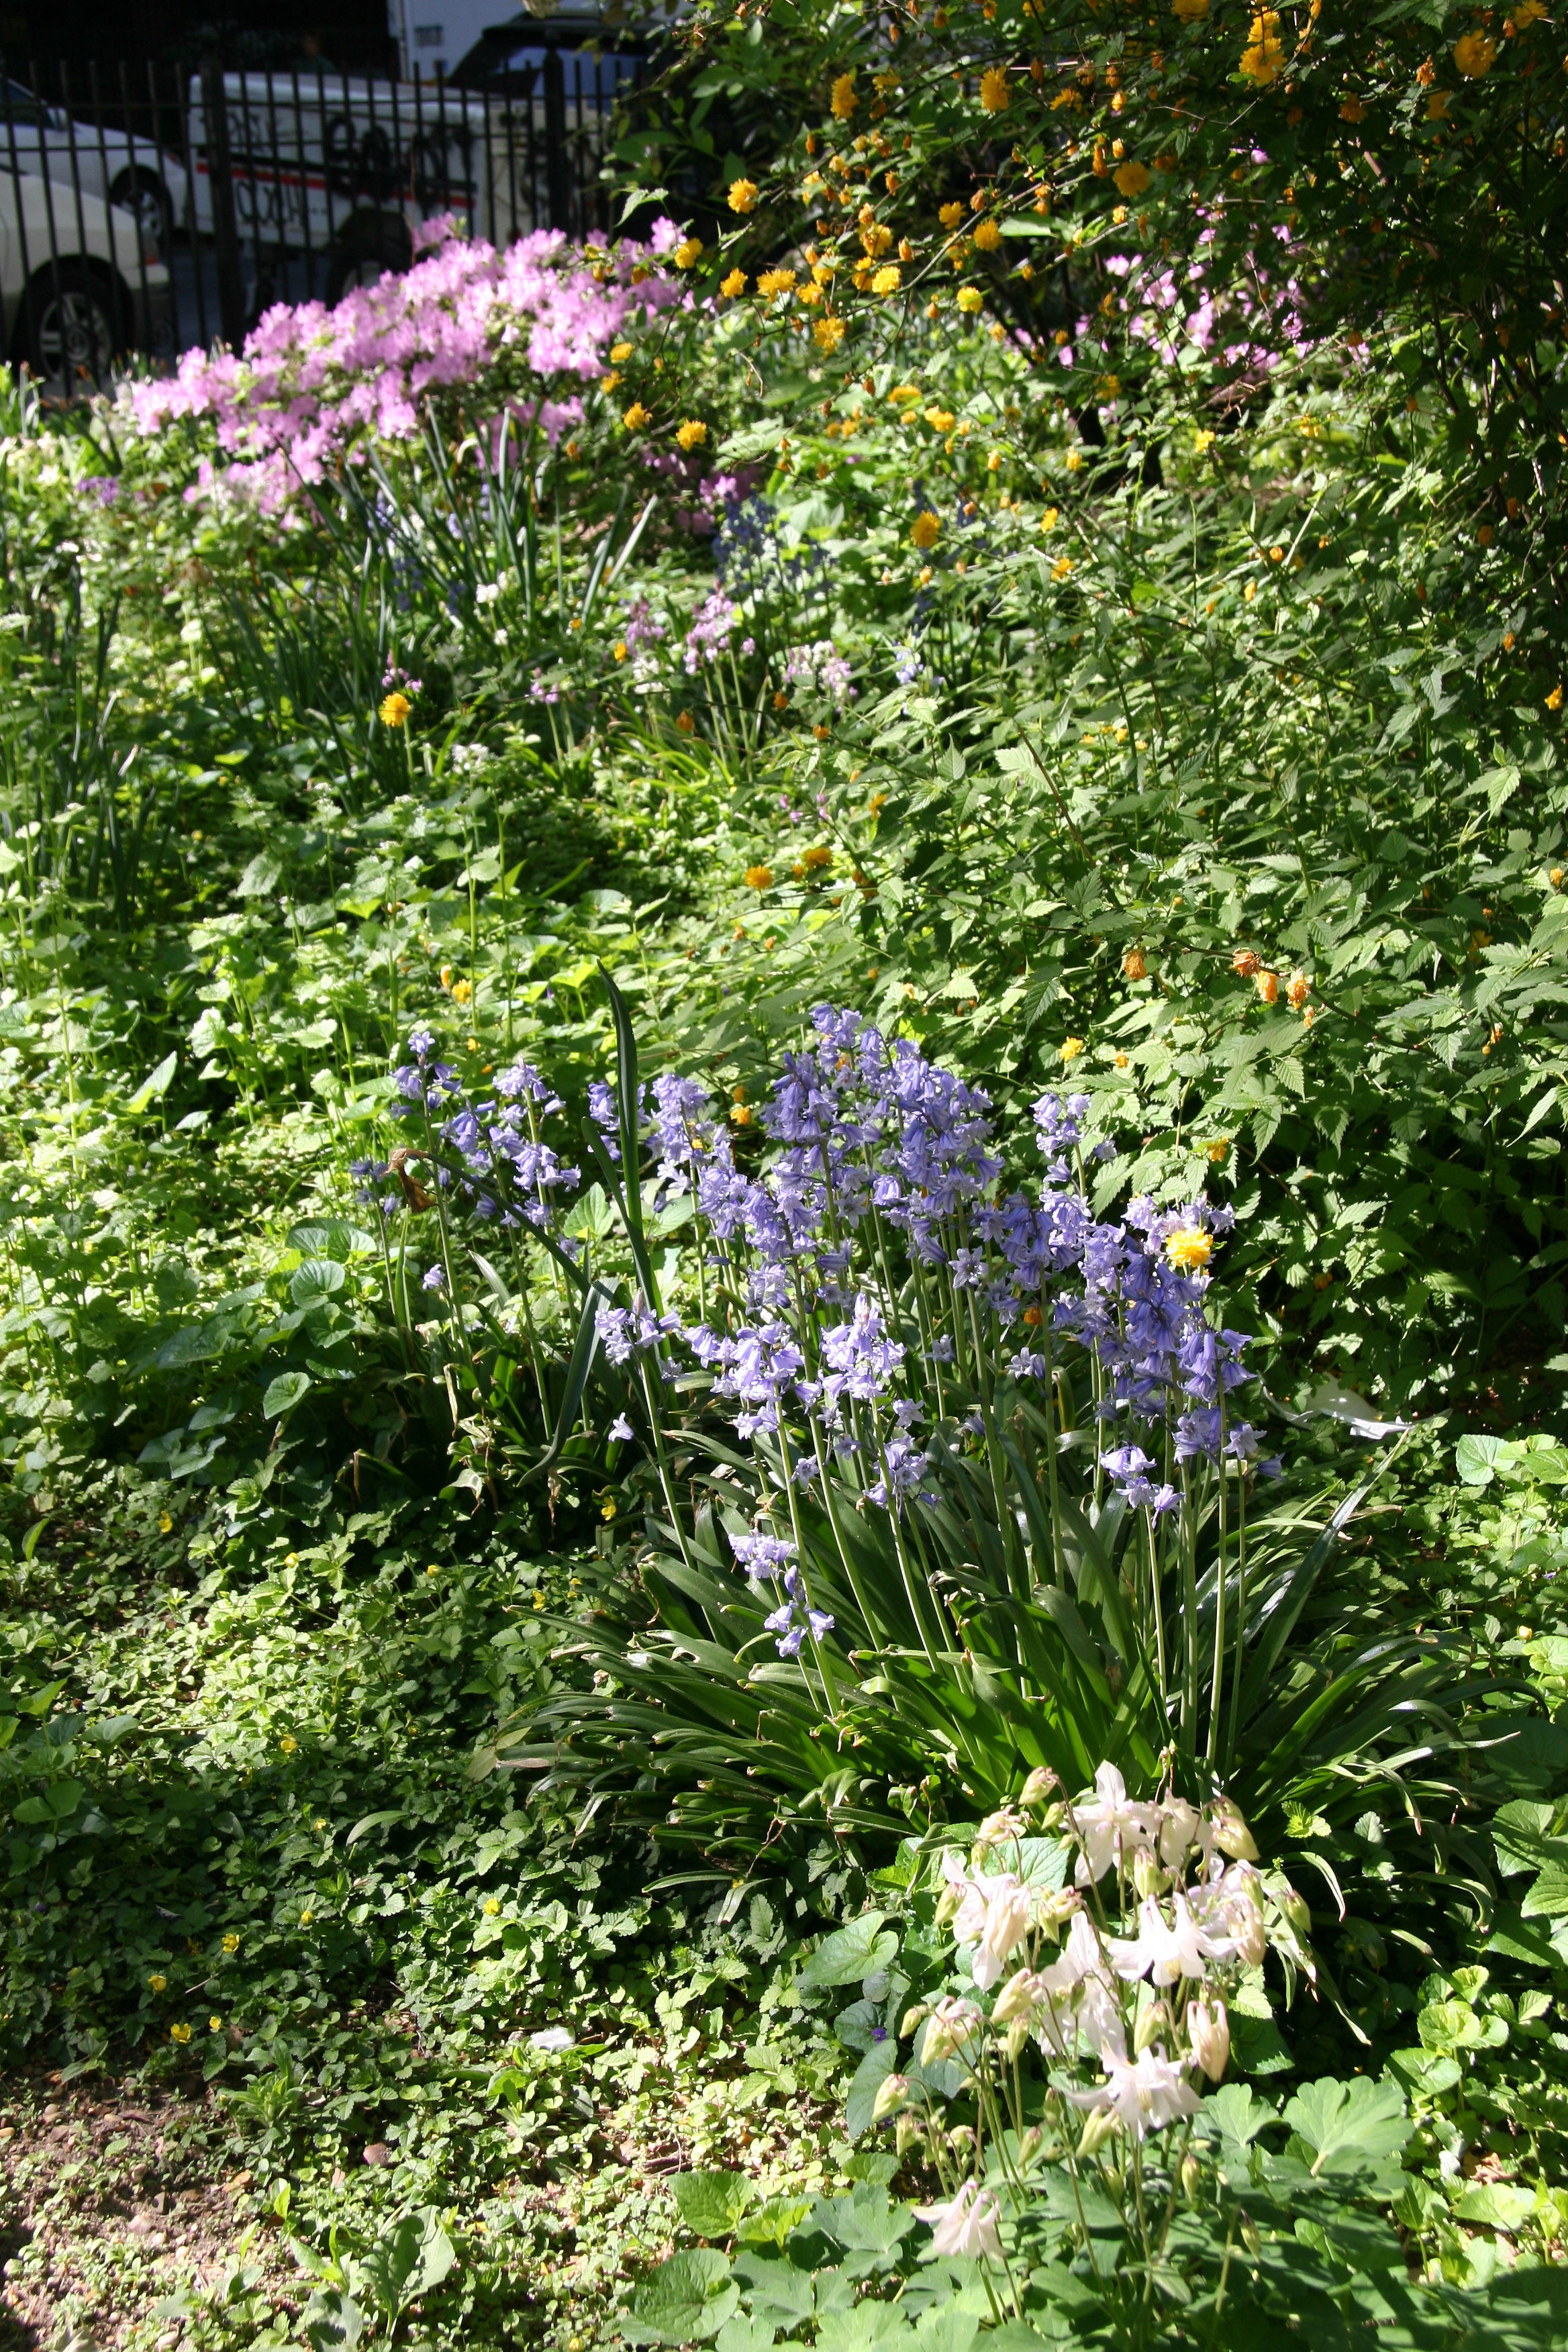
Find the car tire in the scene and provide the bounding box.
[14,261,124,387]
[323,214,412,305]
[109,169,175,257]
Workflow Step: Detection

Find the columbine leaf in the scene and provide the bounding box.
[1281,2075,1410,2179]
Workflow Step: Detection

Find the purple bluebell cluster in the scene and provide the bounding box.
[365,1007,1269,1669]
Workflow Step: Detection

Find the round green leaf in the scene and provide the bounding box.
[262,1371,313,1419]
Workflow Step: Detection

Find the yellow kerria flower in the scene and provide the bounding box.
[744,865,775,891]
[871,263,901,295]
[911,510,941,550]
[979,66,1010,111]
[614,641,628,661]
[676,420,708,450]
[623,401,651,432]
[814,316,846,353]
[1166,1228,1214,1273]
[379,691,411,728]
[939,201,965,229]
[1052,555,1075,581]
[720,267,747,298]
[957,287,983,315]
[1548,684,1565,712]
[674,236,704,269]
[973,219,1001,252]
[609,340,633,362]
[831,71,857,117]
[1453,31,1496,76]
[728,179,758,214]
[1114,160,1151,199]
[1206,1138,1230,1165]
[756,266,797,298]
[925,407,955,432]
[1040,505,1060,532]
[1239,9,1284,82]
[451,979,473,1006]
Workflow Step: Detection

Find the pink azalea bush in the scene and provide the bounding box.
[126,217,681,513]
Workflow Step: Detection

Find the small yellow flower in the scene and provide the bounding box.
[1052,555,1075,581]
[677,710,697,734]
[744,865,775,891]
[614,641,628,661]
[623,401,651,432]
[871,263,901,295]
[803,845,834,871]
[1453,31,1497,77]
[379,691,411,728]
[728,178,758,214]
[1040,505,1060,533]
[1060,1037,1085,1064]
[720,267,748,299]
[911,510,941,550]
[1255,969,1279,1004]
[1239,9,1285,83]
[957,286,983,315]
[939,201,966,230]
[1115,1051,1130,1069]
[149,1972,168,1992]
[979,66,1010,111]
[610,340,633,362]
[814,316,846,353]
[1123,948,1147,981]
[484,1897,502,1916]
[831,70,857,117]
[209,2015,223,2033]
[731,1104,752,1127]
[222,1934,240,1954]
[1114,160,1151,199]
[280,1734,298,1754]
[1206,1138,1230,1165]
[1552,868,1566,889]
[1548,684,1565,712]
[1287,971,1312,1010]
[451,979,473,1006]
[601,1496,618,1521]
[314,1818,328,1831]
[158,1512,173,1533]
[1166,1228,1214,1274]
[170,2022,192,2045]
[677,419,708,451]
[973,219,1001,252]
[674,236,703,268]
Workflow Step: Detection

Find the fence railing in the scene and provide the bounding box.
[0,53,634,391]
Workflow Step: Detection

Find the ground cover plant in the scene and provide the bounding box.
[1,0,1568,2343]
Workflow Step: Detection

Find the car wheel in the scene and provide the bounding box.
[109,169,175,256]
[17,263,121,386]
[324,215,412,305]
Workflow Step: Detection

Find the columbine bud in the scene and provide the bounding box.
[991,1967,1040,2026]
[1188,1997,1230,2083]
[1212,1798,1259,1861]
[872,2071,910,2124]
[1020,2126,1044,2165]
[1281,1885,1312,1937]
[900,2003,930,2041]
[1005,2016,1032,2062]
[1240,2214,1261,2256]
[1019,1767,1058,1808]
[1134,1999,1170,2056]
[1132,1848,1162,1899]
[895,2112,924,2158]
[1035,1888,1083,1940]
[934,1881,963,1928]
[1181,2152,1202,2202]
[1076,2106,1121,2161]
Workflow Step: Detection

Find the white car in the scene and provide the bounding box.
[0,171,173,382]
[0,77,190,251]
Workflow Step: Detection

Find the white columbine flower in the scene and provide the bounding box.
[1071,1762,1161,1883]
[913,2179,1003,2259]
[1108,1892,1236,1987]
[1071,2042,1201,2143]
[1187,1997,1230,2082]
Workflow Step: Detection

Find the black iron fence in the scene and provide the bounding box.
[0,52,636,389]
